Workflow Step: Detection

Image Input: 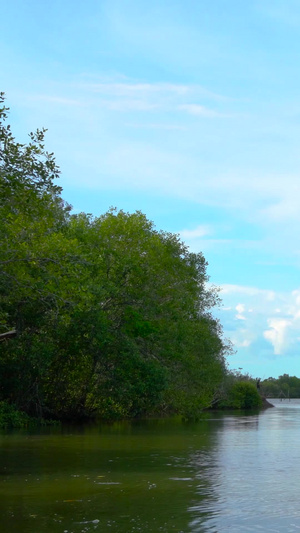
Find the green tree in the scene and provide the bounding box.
[64,209,228,419]
[0,92,82,414]
[0,94,229,421]
[216,381,262,409]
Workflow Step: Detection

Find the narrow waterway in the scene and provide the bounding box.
[0,399,299,532]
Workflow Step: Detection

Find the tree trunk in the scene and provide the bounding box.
[0,330,17,341]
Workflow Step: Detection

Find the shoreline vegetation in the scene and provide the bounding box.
[0,391,275,429]
[0,93,287,428]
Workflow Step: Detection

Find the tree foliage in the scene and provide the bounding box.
[261,374,300,398]
[0,93,229,421]
[216,381,262,409]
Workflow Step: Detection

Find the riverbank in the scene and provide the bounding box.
[261,397,275,409]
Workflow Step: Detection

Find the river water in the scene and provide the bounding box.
[0,399,299,532]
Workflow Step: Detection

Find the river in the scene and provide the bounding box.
[0,399,299,532]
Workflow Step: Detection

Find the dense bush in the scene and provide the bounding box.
[216,381,262,409]
[0,401,34,428]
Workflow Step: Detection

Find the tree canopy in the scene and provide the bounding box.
[0,93,230,421]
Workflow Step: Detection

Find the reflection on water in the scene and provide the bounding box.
[1,401,300,532]
[190,400,300,532]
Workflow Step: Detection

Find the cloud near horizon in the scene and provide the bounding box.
[218,285,300,362]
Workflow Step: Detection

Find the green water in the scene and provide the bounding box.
[1,400,300,532]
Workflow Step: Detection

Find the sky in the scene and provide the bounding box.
[2,0,300,378]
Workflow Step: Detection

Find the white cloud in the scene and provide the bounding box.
[83,80,227,100]
[105,99,159,112]
[68,78,234,125]
[179,104,231,118]
[14,78,300,270]
[76,80,231,116]
[29,95,83,106]
[86,81,190,96]
[292,289,300,307]
[221,284,276,300]
[180,225,211,239]
[235,303,246,320]
[263,318,292,355]
[286,289,300,320]
[240,339,251,347]
[127,123,186,130]
[21,79,300,238]
[218,284,300,357]
[234,338,252,348]
[230,327,255,349]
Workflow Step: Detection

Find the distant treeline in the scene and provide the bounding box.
[261,375,300,398]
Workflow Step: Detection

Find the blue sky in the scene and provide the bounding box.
[2,0,300,378]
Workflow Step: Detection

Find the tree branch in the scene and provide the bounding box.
[0,329,17,341]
